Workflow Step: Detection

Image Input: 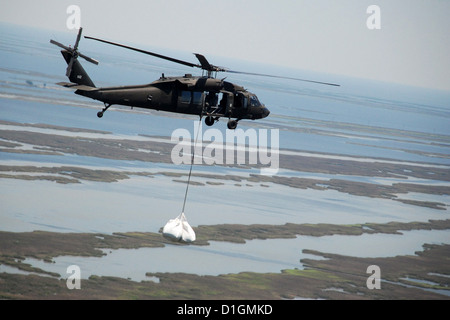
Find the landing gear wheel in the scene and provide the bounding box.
[227,120,238,130]
[205,116,214,127]
[97,111,104,118]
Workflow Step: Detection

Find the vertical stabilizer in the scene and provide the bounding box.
[61,50,96,87]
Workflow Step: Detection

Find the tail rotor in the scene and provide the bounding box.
[50,27,99,77]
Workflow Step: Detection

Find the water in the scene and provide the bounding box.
[1,23,449,282]
[18,229,450,281]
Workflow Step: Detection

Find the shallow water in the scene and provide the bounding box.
[19,229,450,281]
[2,174,448,234]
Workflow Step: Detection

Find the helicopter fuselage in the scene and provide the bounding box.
[76,73,270,126]
[52,28,336,130]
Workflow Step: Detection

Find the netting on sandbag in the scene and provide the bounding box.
[162,212,196,242]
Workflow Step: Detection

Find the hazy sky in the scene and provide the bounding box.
[1,0,449,90]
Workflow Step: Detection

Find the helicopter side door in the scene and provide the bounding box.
[224,91,234,117]
[177,90,205,115]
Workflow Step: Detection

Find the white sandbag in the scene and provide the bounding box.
[162,212,196,243]
[162,217,183,241]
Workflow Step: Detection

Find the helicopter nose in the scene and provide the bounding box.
[262,107,270,118]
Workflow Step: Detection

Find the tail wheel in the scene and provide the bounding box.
[97,103,111,118]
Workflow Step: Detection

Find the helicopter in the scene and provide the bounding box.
[50,28,339,130]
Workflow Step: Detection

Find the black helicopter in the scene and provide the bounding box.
[50,28,339,129]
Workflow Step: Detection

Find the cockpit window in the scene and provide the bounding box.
[249,95,260,107]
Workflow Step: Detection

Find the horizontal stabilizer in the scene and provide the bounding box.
[56,82,98,91]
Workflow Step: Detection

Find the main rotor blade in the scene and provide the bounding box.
[225,70,340,87]
[85,36,201,69]
[194,53,213,71]
[84,35,339,86]
[194,53,225,72]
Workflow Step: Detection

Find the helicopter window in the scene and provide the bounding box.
[180,91,191,104]
[249,95,260,107]
[192,91,204,105]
